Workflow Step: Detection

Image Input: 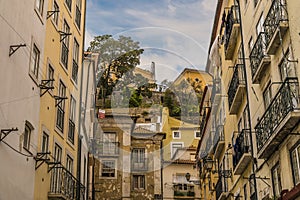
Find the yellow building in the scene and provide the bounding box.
[34,0,87,199]
[198,0,300,200]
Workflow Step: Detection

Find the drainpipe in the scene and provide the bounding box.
[160,139,164,199]
[236,0,258,199]
[77,1,87,199]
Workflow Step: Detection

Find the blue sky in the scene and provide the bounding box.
[85,0,217,82]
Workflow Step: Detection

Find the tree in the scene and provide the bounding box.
[87,35,144,106]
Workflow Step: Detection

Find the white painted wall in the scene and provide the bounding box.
[0,0,47,199]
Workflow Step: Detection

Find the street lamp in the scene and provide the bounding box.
[203,156,214,171]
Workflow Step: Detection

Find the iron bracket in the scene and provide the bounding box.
[34,152,51,170]
[39,79,55,97]
[54,95,68,107]
[9,44,26,57]
[58,31,71,42]
[47,10,59,19]
[0,128,18,142]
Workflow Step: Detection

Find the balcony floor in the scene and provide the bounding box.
[266,22,289,55]
[233,153,252,175]
[258,110,300,159]
[214,141,225,159]
[229,85,246,115]
[252,56,271,84]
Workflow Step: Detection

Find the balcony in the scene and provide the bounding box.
[49,166,85,200]
[233,129,252,175]
[215,177,228,200]
[131,158,148,171]
[255,78,300,159]
[250,32,271,83]
[224,5,240,60]
[214,125,225,159]
[94,141,119,157]
[264,0,289,55]
[228,64,245,114]
[211,78,222,114]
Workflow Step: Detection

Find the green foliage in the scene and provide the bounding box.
[87,35,144,106]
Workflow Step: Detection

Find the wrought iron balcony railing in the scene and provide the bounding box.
[49,165,85,200]
[174,190,195,197]
[256,78,299,154]
[211,78,221,104]
[233,129,251,173]
[214,125,225,159]
[224,5,240,51]
[61,42,69,68]
[263,0,288,54]
[131,158,148,171]
[249,32,270,82]
[72,60,78,84]
[228,64,245,114]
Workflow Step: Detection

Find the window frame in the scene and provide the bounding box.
[52,1,59,26]
[263,82,272,109]
[66,155,74,173]
[35,0,44,16]
[30,44,40,80]
[75,0,82,29]
[41,131,49,153]
[171,142,184,158]
[101,160,116,178]
[61,20,70,69]
[56,80,67,132]
[271,163,282,198]
[290,142,300,186]
[72,38,79,83]
[68,95,76,144]
[65,0,72,12]
[132,175,145,190]
[194,131,201,139]
[172,130,181,139]
[23,121,34,151]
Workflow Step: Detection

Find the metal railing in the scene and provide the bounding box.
[72,59,78,84]
[263,0,288,48]
[95,141,120,156]
[131,158,148,171]
[215,177,227,200]
[224,5,240,50]
[250,32,269,78]
[49,166,85,200]
[227,64,245,109]
[256,78,299,151]
[233,129,251,168]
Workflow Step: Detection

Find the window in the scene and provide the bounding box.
[56,81,66,132]
[48,64,54,88]
[24,122,33,150]
[101,160,115,177]
[65,0,72,11]
[173,131,181,139]
[171,142,183,158]
[72,39,79,83]
[254,0,259,8]
[54,143,62,162]
[248,37,253,53]
[30,44,40,79]
[68,96,76,143]
[132,148,146,170]
[75,0,82,28]
[244,184,248,200]
[133,175,145,190]
[263,82,272,109]
[41,132,49,153]
[291,144,300,185]
[35,0,44,15]
[195,131,201,139]
[61,20,70,68]
[102,132,117,155]
[271,163,282,198]
[279,49,296,81]
[52,1,59,25]
[66,155,73,173]
[256,14,264,35]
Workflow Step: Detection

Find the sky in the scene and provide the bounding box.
[85,0,218,83]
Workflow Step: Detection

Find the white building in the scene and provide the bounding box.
[0,0,47,199]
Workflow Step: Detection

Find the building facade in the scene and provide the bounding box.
[33,0,87,199]
[198,0,300,200]
[0,0,47,199]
